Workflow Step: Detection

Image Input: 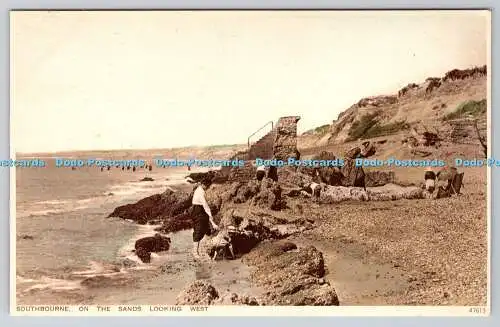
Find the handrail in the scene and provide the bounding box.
[248,121,274,148]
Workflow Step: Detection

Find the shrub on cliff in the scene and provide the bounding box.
[443,99,487,121]
[346,112,379,141]
[362,120,410,139]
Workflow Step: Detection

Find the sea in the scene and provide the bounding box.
[15,159,256,305]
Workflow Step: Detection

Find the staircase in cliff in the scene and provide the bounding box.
[222,124,277,181]
[219,116,300,182]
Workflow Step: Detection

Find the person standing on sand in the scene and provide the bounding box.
[191,178,219,260]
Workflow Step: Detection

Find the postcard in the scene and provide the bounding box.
[10,10,491,316]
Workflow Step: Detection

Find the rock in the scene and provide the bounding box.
[360,141,376,158]
[135,233,171,253]
[251,178,284,210]
[365,170,396,187]
[243,242,339,306]
[297,151,344,186]
[160,264,181,274]
[320,185,369,203]
[186,171,219,184]
[135,248,151,263]
[176,281,219,305]
[80,275,133,288]
[234,179,261,203]
[107,188,192,224]
[120,258,138,268]
[215,207,308,256]
[134,233,171,263]
[154,212,193,234]
[345,146,361,159]
[140,177,154,182]
[443,65,486,82]
[216,293,260,305]
[280,167,313,188]
[340,158,366,188]
[273,116,301,161]
[17,234,34,241]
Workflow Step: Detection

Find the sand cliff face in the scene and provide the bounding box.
[299,65,487,147]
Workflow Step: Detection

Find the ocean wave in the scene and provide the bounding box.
[17,174,192,218]
[17,276,83,293]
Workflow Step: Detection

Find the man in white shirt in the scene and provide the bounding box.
[191,178,219,260]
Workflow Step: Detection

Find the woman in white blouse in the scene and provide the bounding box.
[191,178,219,259]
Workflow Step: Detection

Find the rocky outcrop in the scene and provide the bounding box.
[309,65,487,145]
[398,83,419,97]
[177,281,260,306]
[312,151,344,186]
[319,184,425,204]
[186,170,220,184]
[273,116,301,161]
[176,281,219,305]
[340,158,366,189]
[107,188,192,224]
[357,95,398,108]
[216,206,313,256]
[443,65,487,82]
[230,178,285,210]
[251,178,284,210]
[243,241,339,306]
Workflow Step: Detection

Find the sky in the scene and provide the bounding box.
[11,10,489,153]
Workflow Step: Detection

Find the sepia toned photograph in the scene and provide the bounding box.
[11,10,490,314]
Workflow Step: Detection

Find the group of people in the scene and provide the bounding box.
[99,165,153,172]
[256,161,322,201]
[187,159,321,261]
[423,165,463,197]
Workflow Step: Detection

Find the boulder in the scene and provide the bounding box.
[134,233,171,263]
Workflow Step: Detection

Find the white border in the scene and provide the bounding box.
[485,9,492,313]
[9,9,492,316]
[10,305,491,317]
[9,9,17,315]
